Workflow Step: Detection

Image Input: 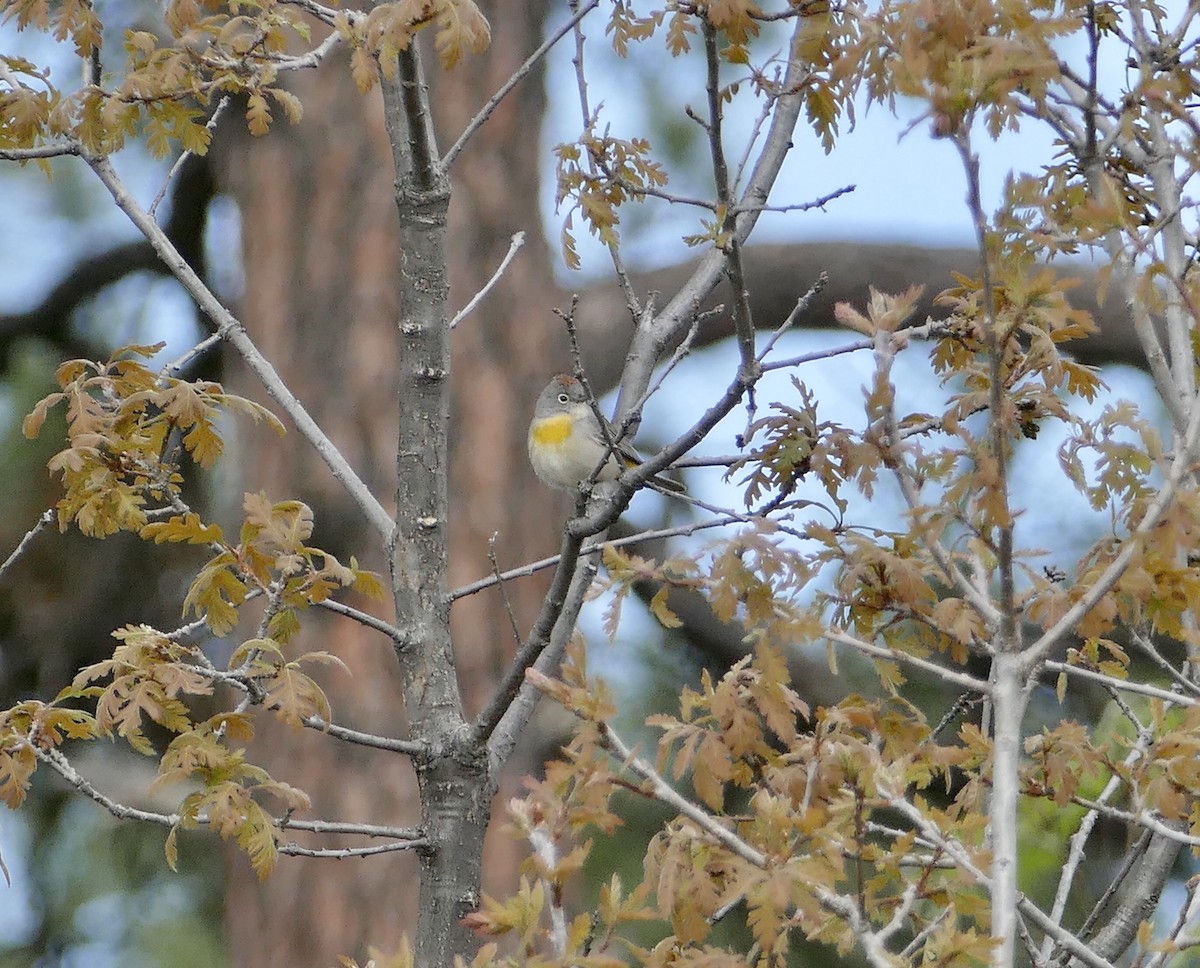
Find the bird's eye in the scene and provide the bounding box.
[557,393,570,404]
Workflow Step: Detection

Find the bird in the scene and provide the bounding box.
[527,374,684,495]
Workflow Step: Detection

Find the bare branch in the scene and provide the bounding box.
[702,18,756,377]
[35,744,179,827]
[449,513,760,602]
[280,841,427,859]
[442,0,601,168]
[823,629,992,694]
[0,509,55,584]
[300,715,427,757]
[313,598,405,647]
[1129,629,1200,697]
[1042,659,1200,708]
[0,143,81,160]
[449,231,526,330]
[473,528,585,749]
[622,12,816,402]
[602,722,766,868]
[755,272,829,364]
[83,151,395,543]
[278,817,424,839]
[883,788,1119,968]
[486,531,601,774]
[1039,725,1159,963]
[733,184,858,215]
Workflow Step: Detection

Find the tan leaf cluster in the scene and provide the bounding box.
[23,343,282,537]
[181,491,384,636]
[554,135,668,269]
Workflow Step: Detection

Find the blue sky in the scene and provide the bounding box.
[538,6,1065,278]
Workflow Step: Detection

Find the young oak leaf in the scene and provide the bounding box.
[242,492,314,555]
[0,741,36,809]
[94,659,212,753]
[649,586,683,629]
[141,512,225,545]
[32,706,98,746]
[433,0,491,69]
[183,551,248,636]
[154,729,240,790]
[349,557,388,602]
[264,661,334,728]
[237,798,282,880]
[228,636,285,672]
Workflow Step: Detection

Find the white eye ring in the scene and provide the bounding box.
[557,393,570,404]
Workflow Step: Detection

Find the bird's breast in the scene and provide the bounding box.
[529,413,576,448]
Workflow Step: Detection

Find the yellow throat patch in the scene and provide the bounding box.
[530,413,575,447]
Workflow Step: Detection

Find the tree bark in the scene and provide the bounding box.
[210,2,563,962]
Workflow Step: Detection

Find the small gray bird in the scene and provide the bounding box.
[527,374,684,494]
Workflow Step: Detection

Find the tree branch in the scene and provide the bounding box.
[81,151,394,543]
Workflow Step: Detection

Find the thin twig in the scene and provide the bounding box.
[301,715,427,757]
[883,788,1119,968]
[1041,660,1200,707]
[485,527,603,774]
[441,0,600,168]
[733,184,857,215]
[280,840,427,858]
[0,509,56,583]
[1129,629,1200,697]
[756,272,829,364]
[703,18,756,376]
[277,817,424,839]
[621,12,822,401]
[189,659,426,755]
[1040,726,1159,963]
[35,744,179,826]
[163,329,226,377]
[487,532,523,647]
[0,143,82,160]
[314,598,405,646]
[1067,799,1200,847]
[270,28,343,70]
[564,1,641,317]
[149,97,230,219]
[602,722,766,867]
[449,231,526,329]
[449,512,763,601]
[472,528,586,748]
[824,629,992,694]
[1142,878,1200,968]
